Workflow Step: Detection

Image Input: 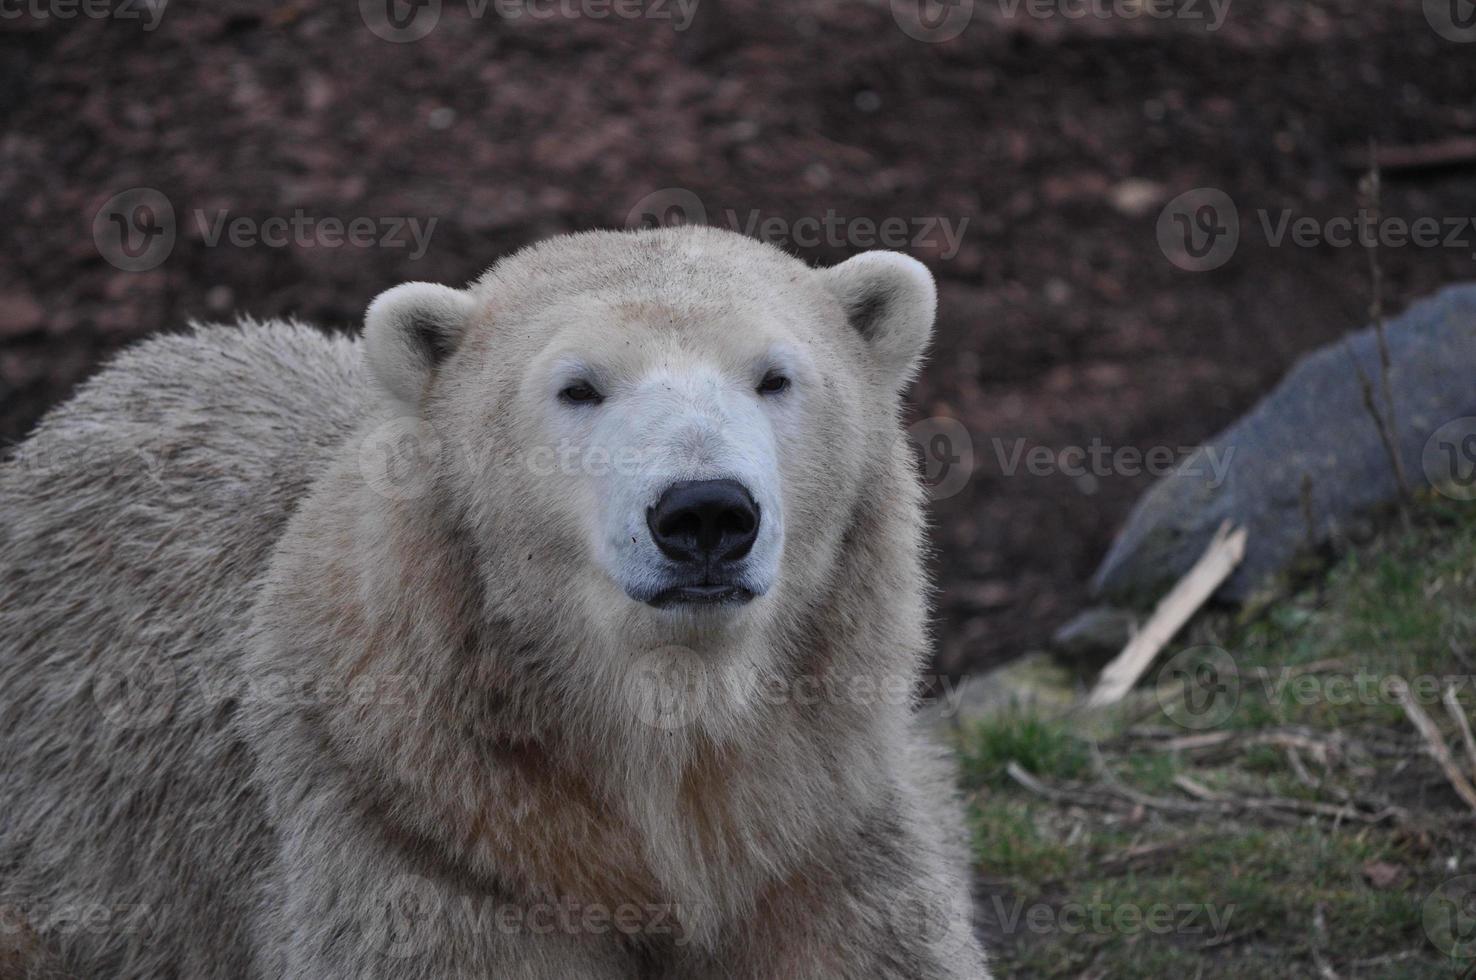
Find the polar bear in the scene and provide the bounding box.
[0,227,988,979]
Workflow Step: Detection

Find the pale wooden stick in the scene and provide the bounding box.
[1392,679,1476,814]
[1310,903,1341,980]
[1442,684,1476,782]
[1087,522,1248,707]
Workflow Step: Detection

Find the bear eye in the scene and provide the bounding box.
[559,382,604,406]
[757,372,790,396]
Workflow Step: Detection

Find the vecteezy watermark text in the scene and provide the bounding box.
[0,0,166,29]
[358,0,699,43]
[1258,208,1476,259]
[1158,188,1476,272]
[889,0,1231,43]
[0,900,159,941]
[722,209,968,261]
[1155,644,1476,731]
[625,188,969,261]
[990,437,1235,486]
[93,188,439,271]
[983,894,1236,942]
[360,875,699,958]
[622,648,973,731]
[194,209,437,261]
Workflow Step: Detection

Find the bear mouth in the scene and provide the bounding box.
[646,583,756,608]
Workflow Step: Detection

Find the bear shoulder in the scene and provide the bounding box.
[4,319,368,514]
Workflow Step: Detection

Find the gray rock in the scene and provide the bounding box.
[1093,284,1476,606]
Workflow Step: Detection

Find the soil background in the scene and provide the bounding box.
[3,0,1476,676]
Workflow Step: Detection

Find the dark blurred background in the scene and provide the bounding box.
[3,0,1475,676]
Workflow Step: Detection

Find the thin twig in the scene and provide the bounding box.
[1005,761,1403,827]
[1348,951,1423,969]
[1285,745,1318,788]
[1355,142,1413,513]
[1300,472,1318,548]
[1087,522,1247,707]
[1443,684,1476,782]
[1392,678,1476,814]
[1123,723,1417,760]
[1310,903,1341,980]
[1250,657,1355,685]
[1172,774,1398,824]
[1346,136,1476,173]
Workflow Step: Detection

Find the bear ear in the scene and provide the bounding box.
[363,282,478,408]
[818,251,937,390]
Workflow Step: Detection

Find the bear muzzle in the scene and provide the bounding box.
[643,479,762,607]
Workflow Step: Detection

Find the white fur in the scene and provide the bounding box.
[363,281,479,409]
[578,358,787,606]
[0,228,989,979]
[819,250,938,391]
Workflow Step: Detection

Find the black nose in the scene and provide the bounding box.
[647,479,760,564]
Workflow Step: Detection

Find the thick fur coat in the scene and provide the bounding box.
[0,228,989,978]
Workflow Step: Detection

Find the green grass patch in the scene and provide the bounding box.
[963,500,1476,978]
[958,713,1091,789]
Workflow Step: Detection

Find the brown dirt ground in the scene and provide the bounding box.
[3,0,1476,676]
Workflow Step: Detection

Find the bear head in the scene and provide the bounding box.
[357,227,936,732]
